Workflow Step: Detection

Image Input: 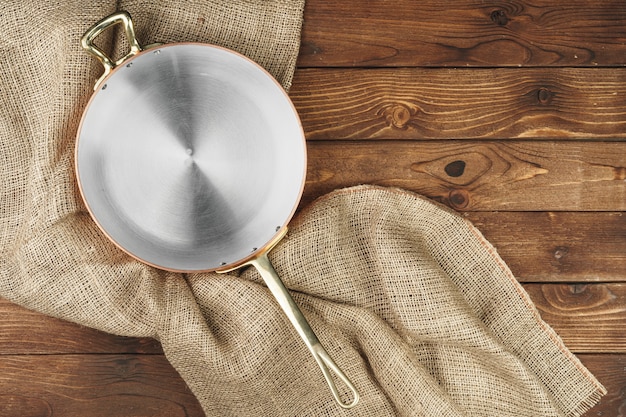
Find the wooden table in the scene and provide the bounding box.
[2,1,625,415]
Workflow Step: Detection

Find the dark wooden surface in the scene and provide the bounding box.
[2,1,625,415]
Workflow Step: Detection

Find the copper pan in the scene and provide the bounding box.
[75,11,358,408]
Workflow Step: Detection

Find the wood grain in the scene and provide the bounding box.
[0,355,204,417]
[299,0,626,67]
[290,68,626,140]
[0,299,161,355]
[577,354,626,416]
[466,212,626,282]
[525,284,626,353]
[0,353,619,417]
[304,140,626,211]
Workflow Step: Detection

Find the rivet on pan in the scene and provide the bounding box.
[101,84,107,90]
[252,247,258,252]
[220,262,227,266]
[126,62,133,68]
[276,226,281,232]
[153,50,161,55]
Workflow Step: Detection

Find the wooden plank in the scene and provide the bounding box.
[0,298,161,355]
[525,284,626,353]
[0,353,618,416]
[0,354,204,417]
[290,68,626,141]
[466,212,626,282]
[2,285,625,355]
[303,140,626,211]
[577,354,626,416]
[299,0,626,67]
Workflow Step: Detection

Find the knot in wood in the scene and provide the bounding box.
[490,10,509,26]
[383,103,414,129]
[537,87,554,105]
[448,189,470,209]
[444,160,466,178]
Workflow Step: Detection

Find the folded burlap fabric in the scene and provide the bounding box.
[0,1,606,416]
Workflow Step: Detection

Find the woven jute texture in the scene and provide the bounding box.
[0,2,606,417]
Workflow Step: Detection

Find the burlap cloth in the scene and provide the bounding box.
[0,1,606,416]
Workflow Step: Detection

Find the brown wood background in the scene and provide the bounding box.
[2,0,625,415]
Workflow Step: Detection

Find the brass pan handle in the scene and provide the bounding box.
[249,253,360,409]
[81,11,143,90]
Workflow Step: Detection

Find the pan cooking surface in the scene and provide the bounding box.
[76,44,306,271]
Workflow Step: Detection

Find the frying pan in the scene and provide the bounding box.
[76,11,359,408]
